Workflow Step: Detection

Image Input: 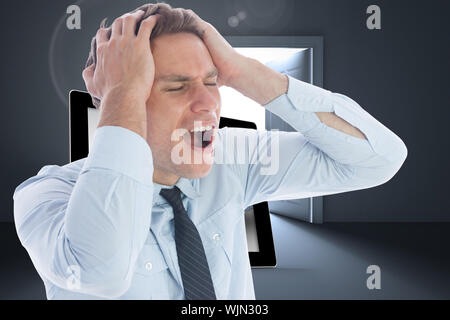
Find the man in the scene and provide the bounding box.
[13,3,407,300]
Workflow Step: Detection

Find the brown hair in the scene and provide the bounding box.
[84,2,205,108]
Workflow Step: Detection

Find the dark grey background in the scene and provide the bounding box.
[1,0,450,300]
[3,0,448,223]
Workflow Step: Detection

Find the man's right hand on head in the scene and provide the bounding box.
[81,10,160,140]
[82,10,159,103]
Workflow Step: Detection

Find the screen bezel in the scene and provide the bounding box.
[218,116,276,268]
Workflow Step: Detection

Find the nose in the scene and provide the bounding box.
[189,82,220,113]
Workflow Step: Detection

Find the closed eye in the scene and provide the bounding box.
[167,83,217,92]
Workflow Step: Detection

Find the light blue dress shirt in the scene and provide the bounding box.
[13,75,407,299]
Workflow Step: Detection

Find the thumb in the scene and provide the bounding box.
[82,64,96,93]
[82,64,94,81]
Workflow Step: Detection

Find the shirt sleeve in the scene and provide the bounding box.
[229,74,408,207]
[13,125,154,298]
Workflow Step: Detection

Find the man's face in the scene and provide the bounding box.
[147,32,221,185]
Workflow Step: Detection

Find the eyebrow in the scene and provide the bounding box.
[156,67,219,82]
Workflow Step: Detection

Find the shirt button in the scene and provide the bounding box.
[212,233,221,241]
[145,261,153,271]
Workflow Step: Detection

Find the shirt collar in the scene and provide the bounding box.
[152,176,201,205]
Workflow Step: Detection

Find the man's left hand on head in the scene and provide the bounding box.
[187,9,248,88]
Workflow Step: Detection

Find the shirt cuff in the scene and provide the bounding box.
[264,75,335,132]
[82,126,154,185]
[264,74,334,111]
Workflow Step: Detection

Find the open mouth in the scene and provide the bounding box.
[188,126,215,150]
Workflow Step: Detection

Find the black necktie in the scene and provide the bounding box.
[159,186,217,300]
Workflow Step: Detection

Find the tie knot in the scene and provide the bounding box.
[159,186,185,212]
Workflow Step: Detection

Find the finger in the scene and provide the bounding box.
[186,9,199,19]
[82,64,94,81]
[111,15,124,39]
[137,14,159,41]
[96,27,108,45]
[186,9,211,39]
[122,10,145,37]
[187,9,207,25]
